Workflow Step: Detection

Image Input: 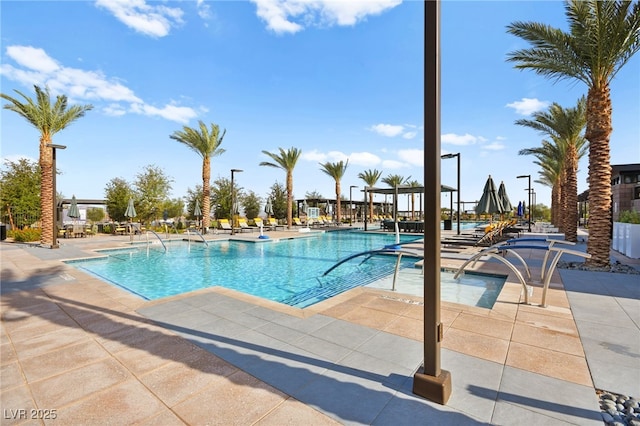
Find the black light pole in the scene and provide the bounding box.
[349,185,358,226]
[230,169,243,235]
[517,174,531,232]
[47,144,66,248]
[441,153,460,235]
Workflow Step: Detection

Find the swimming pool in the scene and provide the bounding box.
[66,231,423,308]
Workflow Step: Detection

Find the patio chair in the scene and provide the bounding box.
[218,219,233,233]
[237,219,255,232]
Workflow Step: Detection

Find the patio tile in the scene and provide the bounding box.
[442,327,509,364]
[255,397,342,425]
[0,341,17,366]
[0,362,26,391]
[30,358,131,408]
[515,309,579,335]
[19,340,111,383]
[340,306,400,330]
[48,379,166,426]
[449,311,514,340]
[511,322,584,357]
[172,370,288,425]
[383,315,424,341]
[0,384,38,426]
[505,341,592,386]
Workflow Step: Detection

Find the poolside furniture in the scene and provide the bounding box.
[218,219,233,233]
[293,217,304,226]
[237,219,255,233]
[267,218,286,230]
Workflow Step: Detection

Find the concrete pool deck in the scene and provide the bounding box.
[1,228,638,425]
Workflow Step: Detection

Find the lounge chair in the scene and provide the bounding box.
[218,219,233,233]
[293,217,304,226]
[237,219,255,232]
[267,218,286,230]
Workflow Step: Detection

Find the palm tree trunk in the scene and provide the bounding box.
[563,145,578,242]
[335,182,341,223]
[286,171,293,229]
[202,158,211,232]
[585,85,613,267]
[40,136,54,246]
[369,193,374,222]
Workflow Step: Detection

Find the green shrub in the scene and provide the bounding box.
[10,228,41,242]
[619,210,640,224]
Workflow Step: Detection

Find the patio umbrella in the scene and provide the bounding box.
[497,181,513,217]
[264,198,273,218]
[68,195,80,220]
[125,198,136,220]
[517,201,524,218]
[302,200,308,214]
[475,175,504,221]
[125,198,136,241]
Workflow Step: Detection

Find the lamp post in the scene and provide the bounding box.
[349,185,358,226]
[517,174,532,232]
[47,144,66,248]
[441,153,460,234]
[230,169,243,235]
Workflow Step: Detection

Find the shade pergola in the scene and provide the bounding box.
[362,185,456,230]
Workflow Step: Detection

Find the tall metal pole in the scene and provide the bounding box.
[456,153,460,235]
[517,174,532,232]
[413,0,451,405]
[47,144,66,249]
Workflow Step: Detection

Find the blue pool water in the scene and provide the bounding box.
[66,231,422,308]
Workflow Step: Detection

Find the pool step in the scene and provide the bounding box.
[280,258,415,308]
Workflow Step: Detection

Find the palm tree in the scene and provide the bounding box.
[519,141,564,228]
[381,174,409,219]
[170,120,226,232]
[260,147,302,229]
[407,180,422,220]
[515,98,588,242]
[358,169,382,222]
[507,0,640,266]
[319,160,349,224]
[1,85,92,247]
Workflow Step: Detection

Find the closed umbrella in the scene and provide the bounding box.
[68,195,80,220]
[125,198,136,219]
[302,200,308,214]
[125,198,136,240]
[517,201,524,218]
[264,198,273,218]
[475,175,504,222]
[497,181,513,217]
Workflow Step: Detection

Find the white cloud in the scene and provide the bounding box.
[95,0,184,38]
[397,149,423,166]
[481,141,505,151]
[6,46,60,73]
[1,45,199,124]
[441,133,481,146]
[381,159,407,169]
[196,0,212,20]
[349,151,381,166]
[250,0,401,34]
[402,132,417,140]
[369,123,419,140]
[301,149,327,162]
[506,97,549,116]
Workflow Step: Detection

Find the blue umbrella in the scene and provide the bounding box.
[517,201,524,217]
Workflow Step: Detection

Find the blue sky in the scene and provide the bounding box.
[2,1,639,216]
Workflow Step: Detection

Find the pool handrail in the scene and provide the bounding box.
[322,247,422,277]
[184,229,209,246]
[145,230,167,252]
[453,238,590,307]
